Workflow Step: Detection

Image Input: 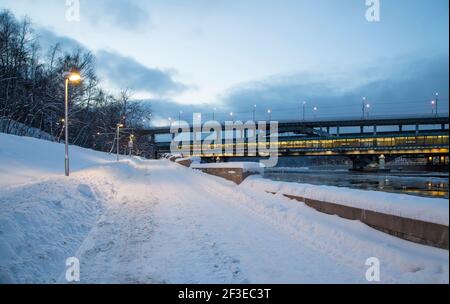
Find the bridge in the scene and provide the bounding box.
[133,114,449,170]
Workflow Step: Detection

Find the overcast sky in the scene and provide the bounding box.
[1,0,448,124]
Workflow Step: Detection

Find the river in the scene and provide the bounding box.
[264,168,448,199]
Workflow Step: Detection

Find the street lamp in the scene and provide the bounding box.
[302,101,306,121]
[362,97,367,119]
[431,100,436,115]
[128,134,135,157]
[253,104,257,121]
[434,92,439,117]
[366,103,371,118]
[229,112,234,122]
[178,111,183,127]
[62,70,81,176]
[313,106,318,119]
[116,123,124,161]
[267,109,272,121]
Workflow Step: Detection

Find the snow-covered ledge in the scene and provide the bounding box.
[241,176,449,249]
[191,162,264,184]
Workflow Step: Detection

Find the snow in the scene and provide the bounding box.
[191,162,264,173]
[0,133,115,188]
[241,176,449,226]
[0,133,448,283]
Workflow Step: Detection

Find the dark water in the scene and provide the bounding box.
[264,169,449,199]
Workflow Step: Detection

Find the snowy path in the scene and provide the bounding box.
[58,159,363,283]
[140,161,362,283]
[1,134,448,283]
[57,159,447,283]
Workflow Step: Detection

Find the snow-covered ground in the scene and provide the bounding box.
[242,176,449,225]
[0,133,448,283]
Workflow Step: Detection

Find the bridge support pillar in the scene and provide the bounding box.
[360,126,364,134]
[373,125,377,136]
[349,155,391,172]
[442,124,446,131]
[399,125,403,132]
[336,126,340,137]
[416,124,420,135]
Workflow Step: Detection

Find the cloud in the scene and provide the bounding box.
[37,27,86,55]
[217,54,449,120]
[95,50,188,96]
[128,54,448,125]
[35,28,448,123]
[130,98,214,126]
[36,28,188,97]
[81,0,151,31]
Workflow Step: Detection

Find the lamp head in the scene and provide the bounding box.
[63,70,81,82]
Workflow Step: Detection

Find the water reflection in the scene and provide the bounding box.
[264,170,449,199]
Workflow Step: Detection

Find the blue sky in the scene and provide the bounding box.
[1,0,448,124]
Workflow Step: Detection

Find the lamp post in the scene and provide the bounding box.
[302,101,306,121]
[362,97,367,119]
[178,111,183,127]
[253,104,256,121]
[435,92,439,117]
[431,100,436,115]
[128,134,135,157]
[116,123,124,161]
[267,109,272,121]
[229,112,234,122]
[366,103,371,119]
[313,106,318,119]
[62,70,81,176]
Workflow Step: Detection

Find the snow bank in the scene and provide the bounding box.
[191,162,264,173]
[175,157,190,162]
[0,180,104,283]
[241,176,449,226]
[0,132,115,187]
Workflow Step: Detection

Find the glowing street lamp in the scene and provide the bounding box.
[267,109,272,121]
[431,100,436,115]
[434,92,439,117]
[116,123,124,161]
[62,70,81,176]
[253,104,257,121]
[366,103,371,118]
[313,106,318,119]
